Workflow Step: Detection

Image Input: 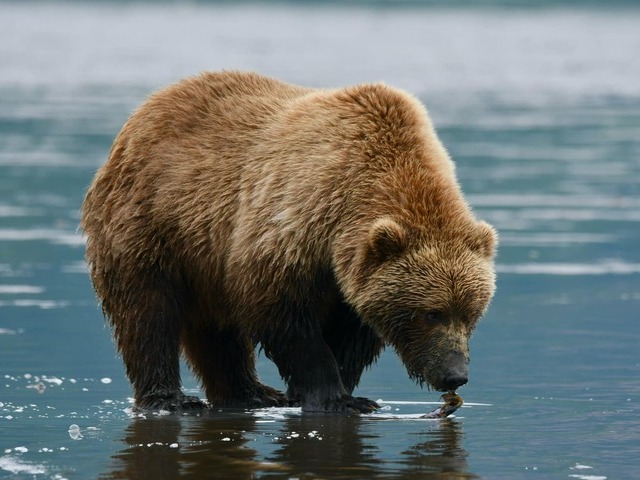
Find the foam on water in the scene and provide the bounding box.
[248,399,491,422]
[497,261,640,275]
[0,228,84,246]
[0,205,42,217]
[0,285,45,294]
[0,299,70,309]
[0,328,21,335]
[0,456,47,475]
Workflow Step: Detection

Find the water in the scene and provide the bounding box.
[1,2,639,478]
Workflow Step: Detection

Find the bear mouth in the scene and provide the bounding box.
[409,366,468,393]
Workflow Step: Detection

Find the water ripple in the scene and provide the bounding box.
[0,229,83,246]
[497,260,640,275]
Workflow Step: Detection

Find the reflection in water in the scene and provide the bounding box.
[105,417,183,480]
[268,414,384,478]
[105,412,274,479]
[398,419,475,479]
[104,412,472,479]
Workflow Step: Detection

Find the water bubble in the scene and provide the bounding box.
[100,378,112,384]
[42,376,63,386]
[0,456,45,475]
[26,382,46,393]
[68,424,82,440]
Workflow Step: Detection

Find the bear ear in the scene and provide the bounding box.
[472,221,498,258]
[366,217,408,264]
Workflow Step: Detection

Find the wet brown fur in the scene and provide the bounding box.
[81,71,497,412]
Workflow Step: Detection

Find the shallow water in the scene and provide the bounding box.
[1,2,639,479]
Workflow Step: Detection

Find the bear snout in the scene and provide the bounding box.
[438,350,469,392]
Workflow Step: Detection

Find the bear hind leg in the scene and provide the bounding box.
[105,276,205,412]
[181,322,287,408]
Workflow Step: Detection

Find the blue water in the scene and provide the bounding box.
[1,2,639,479]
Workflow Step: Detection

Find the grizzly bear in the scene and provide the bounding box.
[81,71,497,413]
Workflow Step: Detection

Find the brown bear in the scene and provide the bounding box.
[81,71,497,413]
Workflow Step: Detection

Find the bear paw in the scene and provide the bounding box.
[301,394,379,414]
[136,392,207,413]
[244,384,289,408]
[334,395,380,414]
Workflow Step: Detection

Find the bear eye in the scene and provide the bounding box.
[425,311,444,323]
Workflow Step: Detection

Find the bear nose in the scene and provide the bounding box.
[441,350,469,391]
[442,373,468,391]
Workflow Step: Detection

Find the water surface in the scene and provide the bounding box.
[1,2,639,479]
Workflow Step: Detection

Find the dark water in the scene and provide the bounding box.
[1,2,639,479]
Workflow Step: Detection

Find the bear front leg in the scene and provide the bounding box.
[262,322,379,414]
[322,306,385,394]
[182,323,288,408]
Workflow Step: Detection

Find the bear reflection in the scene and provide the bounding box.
[269,415,471,479]
[105,412,470,479]
[267,414,383,477]
[398,419,475,479]
[105,412,266,479]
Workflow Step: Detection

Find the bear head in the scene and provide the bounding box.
[346,216,497,392]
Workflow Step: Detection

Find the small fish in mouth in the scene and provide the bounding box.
[420,391,464,418]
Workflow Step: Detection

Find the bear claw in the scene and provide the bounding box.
[301,395,379,414]
[341,395,380,414]
[246,384,289,408]
[135,392,207,413]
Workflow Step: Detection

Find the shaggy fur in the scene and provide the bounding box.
[81,71,497,413]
